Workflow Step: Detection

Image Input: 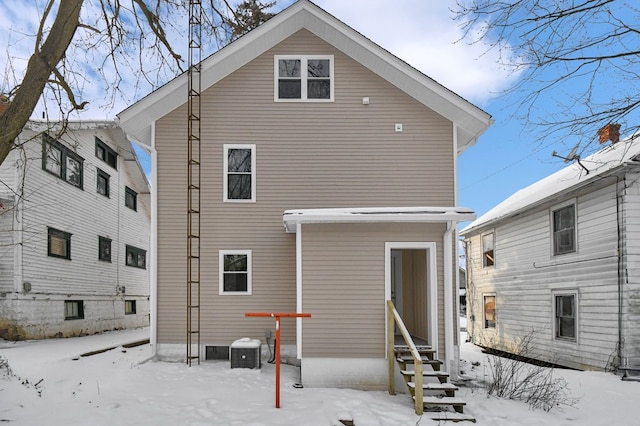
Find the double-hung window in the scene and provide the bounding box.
[42,134,84,189]
[275,55,334,101]
[223,144,256,202]
[554,291,577,341]
[219,250,252,295]
[553,204,576,255]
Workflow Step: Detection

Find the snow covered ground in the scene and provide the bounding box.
[1,327,639,425]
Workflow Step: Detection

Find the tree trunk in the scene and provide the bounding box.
[0,0,84,166]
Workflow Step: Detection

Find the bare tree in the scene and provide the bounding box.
[454,0,640,152]
[0,0,276,168]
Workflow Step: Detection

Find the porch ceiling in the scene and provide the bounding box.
[282,206,476,233]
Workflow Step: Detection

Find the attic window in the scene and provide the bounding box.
[96,137,117,169]
[482,232,494,267]
[275,55,334,101]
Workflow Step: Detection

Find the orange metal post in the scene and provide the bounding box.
[245,312,311,408]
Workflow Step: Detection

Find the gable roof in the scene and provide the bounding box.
[461,135,640,235]
[117,0,491,154]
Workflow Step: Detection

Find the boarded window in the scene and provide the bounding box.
[484,295,496,328]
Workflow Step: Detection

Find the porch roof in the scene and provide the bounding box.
[282,206,476,233]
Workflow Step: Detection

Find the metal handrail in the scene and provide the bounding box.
[387,300,423,415]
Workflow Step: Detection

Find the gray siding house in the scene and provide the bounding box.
[0,121,150,339]
[118,0,491,389]
[461,134,640,372]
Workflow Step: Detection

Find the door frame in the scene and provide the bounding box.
[385,242,438,359]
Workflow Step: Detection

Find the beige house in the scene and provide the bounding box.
[118,0,491,389]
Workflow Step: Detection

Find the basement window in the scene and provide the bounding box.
[64,300,84,320]
[205,345,230,360]
[125,300,136,315]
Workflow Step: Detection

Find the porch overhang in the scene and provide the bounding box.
[283,206,476,233]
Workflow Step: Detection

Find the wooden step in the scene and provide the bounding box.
[394,345,436,355]
[415,396,467,411]
[427,412,476,423]
[400,370,449,379]
[396,355,441,365]
[407,382,459,392]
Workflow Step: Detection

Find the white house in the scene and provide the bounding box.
[0,121,150,340]
[461,132,640,373]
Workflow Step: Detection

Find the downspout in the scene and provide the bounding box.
[616,174,625,371]
[150,122,158,352]
[443,221,455,374]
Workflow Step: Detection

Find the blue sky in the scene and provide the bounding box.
[2,0,622,220]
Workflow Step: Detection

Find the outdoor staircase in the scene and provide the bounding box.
[394,344,476,423]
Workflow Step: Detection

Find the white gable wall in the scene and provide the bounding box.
[466,179,621,370]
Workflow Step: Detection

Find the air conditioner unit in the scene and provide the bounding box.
[230,338,261,369]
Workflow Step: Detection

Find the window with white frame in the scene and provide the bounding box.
[552,203,576,255]
[483,294,496,328]
[275,55,334,101]
[482,232,495,267]
[554,291,577,341]
[223,145,256,202]
[219,250,252,295]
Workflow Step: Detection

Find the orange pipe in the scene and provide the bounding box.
[245,312,311,408]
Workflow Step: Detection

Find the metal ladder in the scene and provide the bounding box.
[186,0,203,366]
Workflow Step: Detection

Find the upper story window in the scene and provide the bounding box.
[275,55,334,101]
[552,204,576,255]
[48,227,71,260]
[97,169,110,197]
[223,144,256,202]
[42,134,84,189]
[99,236,111,262]
[482,232,494,267]
[125,186,137,211]
[126,244,146,269]
[95,137,117,169]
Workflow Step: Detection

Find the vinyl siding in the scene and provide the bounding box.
[465,180,621,370]
[0,198,14,292]
[300,223,445,358]
[621,171,640,367]
[155,29,456,347]
[0,126,151,338]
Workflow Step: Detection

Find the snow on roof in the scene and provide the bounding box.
[461,135,640,235]
[283,206,476,233]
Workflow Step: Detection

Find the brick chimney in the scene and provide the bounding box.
[597,123,621,144]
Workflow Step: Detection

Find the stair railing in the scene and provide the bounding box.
[387,299,423,415]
